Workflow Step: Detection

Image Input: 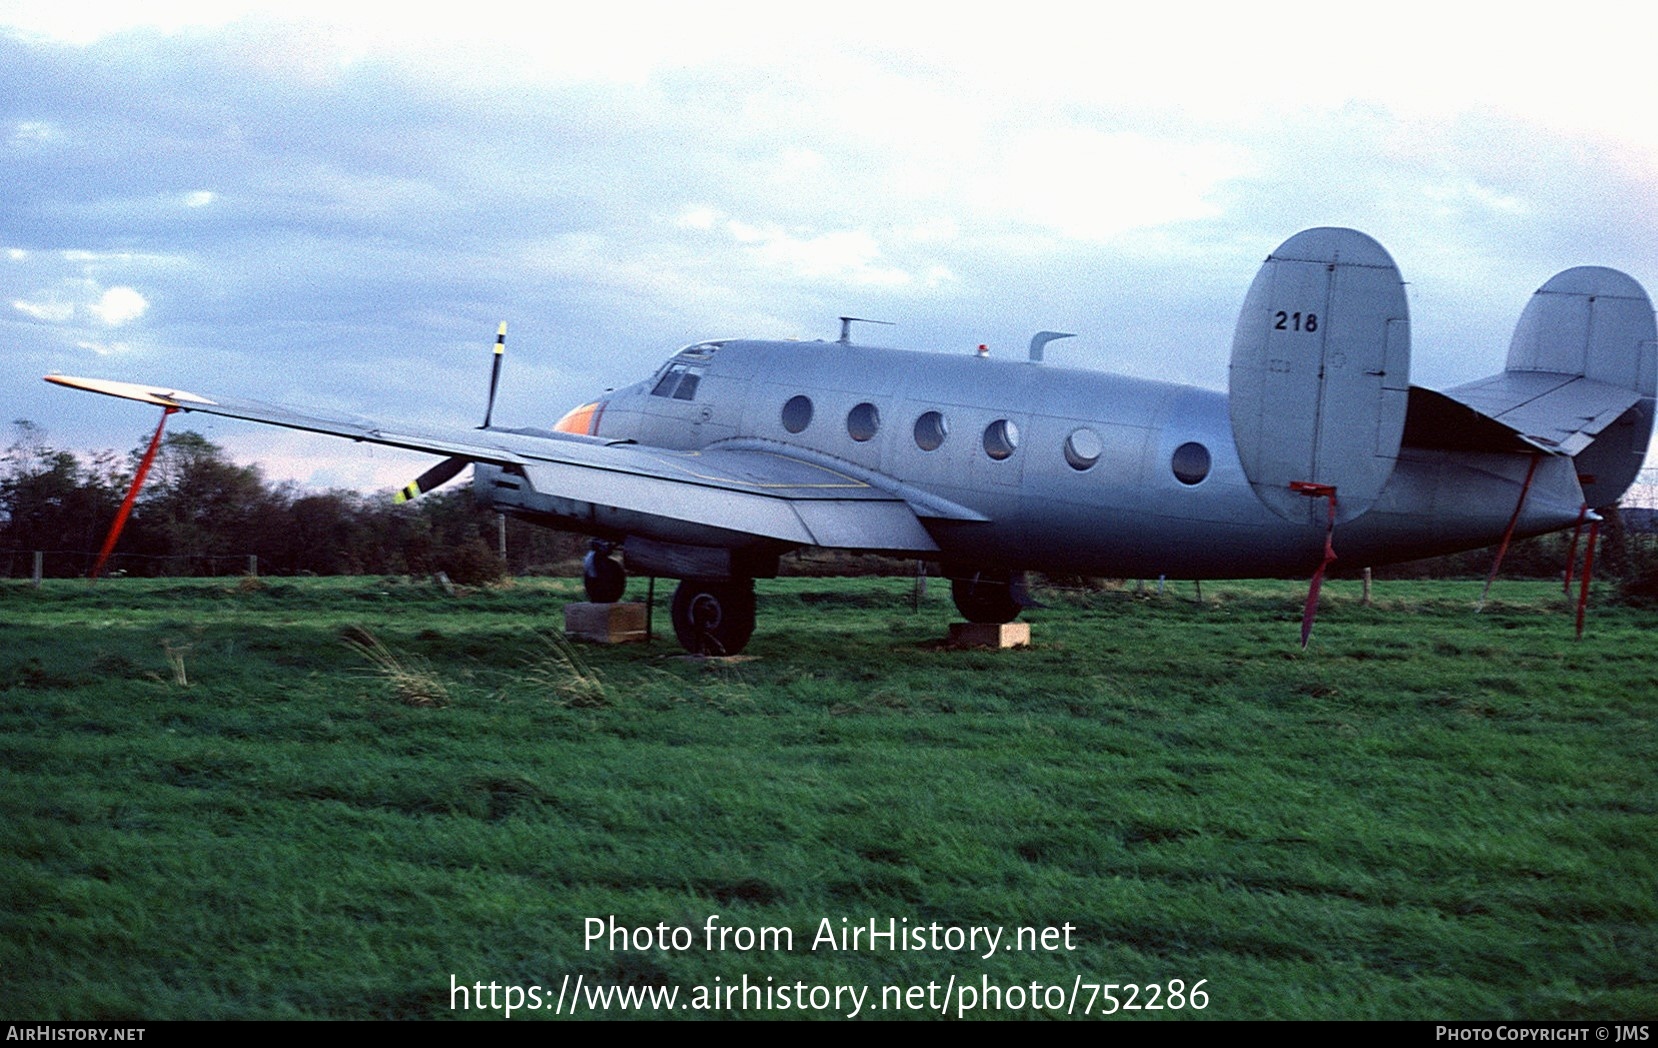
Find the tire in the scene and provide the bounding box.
[582,551,626,603]
[951,573,1022,624]
[671,579,756,655]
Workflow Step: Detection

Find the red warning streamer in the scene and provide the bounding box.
[1290,481,1338,649]
[90,406,176,581]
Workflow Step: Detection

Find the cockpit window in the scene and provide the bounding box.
[650,363,708,400]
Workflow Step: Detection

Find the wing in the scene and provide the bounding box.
[45,374,983,553]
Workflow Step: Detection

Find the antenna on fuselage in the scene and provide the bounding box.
[837,316,893,345]
[1028,330,1075,362]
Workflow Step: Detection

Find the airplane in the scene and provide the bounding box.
[46,227,1657,655]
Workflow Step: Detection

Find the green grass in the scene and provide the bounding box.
[1,575,1653,1019]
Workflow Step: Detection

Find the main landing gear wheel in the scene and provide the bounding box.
[582,548,626,603]
[671,579,756,656]
[951,573,1022,624]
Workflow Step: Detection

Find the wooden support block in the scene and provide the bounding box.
[564,602,649,644]
[946,622,1031,649]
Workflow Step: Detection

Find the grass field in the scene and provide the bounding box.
[2,574,1653,1019]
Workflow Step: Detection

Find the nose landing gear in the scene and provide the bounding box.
[950,571,1023,624]
[582,543,626,603]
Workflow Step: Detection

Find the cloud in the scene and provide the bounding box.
[970,130,1249,241]
[9,119,64,145]
[75,338,131,356]
[2,12,1655,486]
[87,285,147,324]
[8,277,148,327]
[12,295,73,322]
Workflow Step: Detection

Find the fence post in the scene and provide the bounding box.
[247,554,258,577]
[33,551,43,588]
[1362,567,1373,606]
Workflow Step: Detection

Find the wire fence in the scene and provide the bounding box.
[0,548,269,580]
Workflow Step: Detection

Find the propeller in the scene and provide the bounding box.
[483,320,506,429]
[393,321,506,504]
[394,455,468,504]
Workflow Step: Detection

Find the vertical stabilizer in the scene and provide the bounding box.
[1228,228,1411,525]
[1507,267,1656,508]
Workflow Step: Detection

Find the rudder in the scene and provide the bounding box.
[1228,227,1411,525]
[1509,266,1656,508]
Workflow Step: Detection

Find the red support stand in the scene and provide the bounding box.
[1290,482,1338,649]
[1562,503,1589,596]
[1478,454,1540,611]
[90,406,176,581]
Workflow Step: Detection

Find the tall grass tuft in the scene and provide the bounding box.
[160,640,190,686]
[341,626,450,707]
[526,630,612,707]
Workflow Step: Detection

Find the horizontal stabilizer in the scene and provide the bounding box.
[1437,372,1640,456]
[1432,265,1657,508]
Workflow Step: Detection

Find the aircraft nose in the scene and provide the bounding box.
[554,399,606,436]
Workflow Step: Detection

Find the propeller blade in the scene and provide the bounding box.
[394,456,468,504]
[483,321,506,428]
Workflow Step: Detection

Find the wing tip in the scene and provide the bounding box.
[44,374,216,407]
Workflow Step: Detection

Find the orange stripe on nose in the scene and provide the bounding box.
[553,401,601,435]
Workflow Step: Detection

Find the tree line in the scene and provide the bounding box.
[0,421,584,583]
[3,419,1650,587]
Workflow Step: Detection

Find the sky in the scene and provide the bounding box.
[4,2,1657,493]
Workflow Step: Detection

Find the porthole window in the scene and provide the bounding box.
[781,395,813,434]
[913,410,948,451]
[847,402,880,442]
[1171,441,1211,485]
[983,418,1020,461]
[1064,428,1103,471]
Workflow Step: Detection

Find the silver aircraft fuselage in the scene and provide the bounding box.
[497,337,1583,579]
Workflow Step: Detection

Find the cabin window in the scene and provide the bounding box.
[913,410,947,451]
[1064,428,1103,471]
[782,395,813,434]
[847,402,880,442]
[983,419,1020,461]
[1171,441,1211,485]
[671,373,701,401]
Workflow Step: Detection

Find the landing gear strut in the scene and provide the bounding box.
[951,571,1022,624]
[582,543,626,603]
[671,578,756,655]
